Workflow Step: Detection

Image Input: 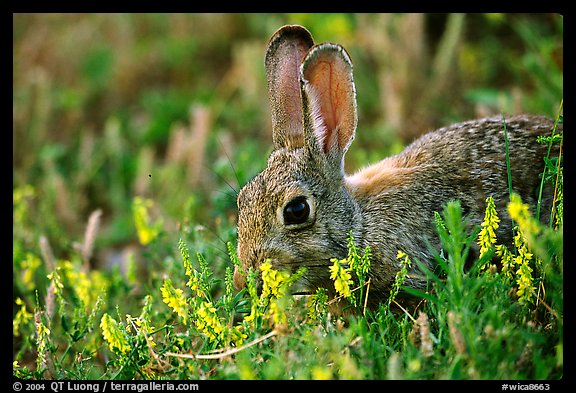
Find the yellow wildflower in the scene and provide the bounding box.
[311,365,333,379]
[507,196,524,221]
[261,260,290,299]
[100,313,131,355]
[512,229,536,304]
[268,300,285,327]
[47,269,64,294]
[47,267,67,316]
[329,258,353,299]
[178,239,205,296]
[507,193,540,238]
[259,260,293,328]
[496,224,537,303]
[307,288,328,323]
[13,298,33,337]
[63,267,108,311]
[132,196,163,246]
[34,312,51,371]
[495,244,514,279]
[243,307,257,323]
[231,325,248,346]
[478,196,500,261]
[195,301,225,343]
[20,253,41,291]
[161,279,189,325]
[385,250,412,310]
[516,263,535,302]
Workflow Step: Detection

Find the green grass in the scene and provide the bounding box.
[13,178,563,379]
[13,14,563,381]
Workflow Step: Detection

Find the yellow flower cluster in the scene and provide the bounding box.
[47,268,64,294]
[327,232,372,308]
[478,196,500,261]
[260,260,290,326]
[507,195,538,304]
[47,267,66,315]
[495,244,514,277]
[231,326,248,346]
[261,260,290,299]
[100,313,131,355]
[384,251,412,310]
[195,301,225,342]
[132,196,163,246]
[13,298,33,337]
[126,296,157,350]
[329,258,353,299]
[554,187,563,229]
[243,260,292,328]
[57,261,108,312]
[311,365,333,379]
[34,314,51,370]
[307,288,328,322]
[160,279,189,325]
[186,271,204,298]
[178,241,204,298]
[20,253,41,291]
[167,241,249,346]
[481,194,538,304]
[511,230,536,303]
[508,193,541,238]
[191,300,247,345]
[516,263,535,303]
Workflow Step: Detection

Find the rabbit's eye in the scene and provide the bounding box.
[283,197,310,225]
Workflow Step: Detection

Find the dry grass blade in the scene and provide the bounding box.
[417,311,433,358]
[165,329,277,360]
[447,310,466,355]
[39,235,55,272]
[82,209,102,272]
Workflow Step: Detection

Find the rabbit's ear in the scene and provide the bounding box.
[301,43,357,167]
[265,25,314,150]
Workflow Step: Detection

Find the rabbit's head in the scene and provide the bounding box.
[233,25,361,293]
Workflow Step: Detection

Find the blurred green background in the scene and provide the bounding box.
[13,13,563,272]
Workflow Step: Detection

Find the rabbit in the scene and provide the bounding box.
[233,25,561,310]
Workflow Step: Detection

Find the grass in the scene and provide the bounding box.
[13,175,564,380]
[13,13,563,382]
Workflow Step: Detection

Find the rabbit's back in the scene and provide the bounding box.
[348,115,555,205]
[345,114,559,300]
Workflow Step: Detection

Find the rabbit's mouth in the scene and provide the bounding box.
[287,267,331,296]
